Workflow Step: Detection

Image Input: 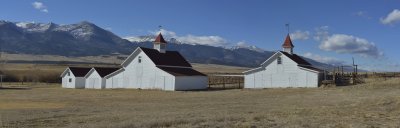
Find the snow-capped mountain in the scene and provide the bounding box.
[124,35,155,43]
[0,20,132,56]
[0,20,341,68]
[15,22,57,32]
[231,45,265,53]
[125,35,266,53]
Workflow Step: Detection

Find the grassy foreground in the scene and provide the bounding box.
[1,78,400,128]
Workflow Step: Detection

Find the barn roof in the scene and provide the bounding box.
[69,67,92,77]
[93,67,121,77]
[140,47,192,67]
[280,51,311,65]
[154,33,167,43]
[298,65,324,72]
[157,67,206,76]
[282,34,294,48]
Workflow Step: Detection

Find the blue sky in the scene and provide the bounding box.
[0,0,400,71]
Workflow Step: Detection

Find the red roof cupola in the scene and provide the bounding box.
[154,33,167,53]
[282,34,294,54]
[154,33,167,44]
[282,34,294,48]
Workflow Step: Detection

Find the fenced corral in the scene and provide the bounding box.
[327,72,400,86]
[364,72,400,79]
[207,74,244,90]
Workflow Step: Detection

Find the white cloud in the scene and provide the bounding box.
[152,29,228,47]
[313,26,329,41]
[303,52,345,65]
[290,30,310,40]
[319,34,383,58]
[354,11,372,19]
[236,41,249,47]
[32,1,48,13]
[380,9,400,25]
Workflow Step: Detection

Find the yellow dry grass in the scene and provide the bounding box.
[0,102,66,110]
[1,78,400,128]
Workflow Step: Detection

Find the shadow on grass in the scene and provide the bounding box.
[0,87,32,90]
[181,87,241,92]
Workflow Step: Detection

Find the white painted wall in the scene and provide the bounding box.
[123,51,159,89]
[74,77,86,89]
[105,71,124,89]
[175,76,208,91]
[85,71,103,89]
[244,53,320,88]
[62,69,82,88]
[62,70,86,89]
[62,70,75,88]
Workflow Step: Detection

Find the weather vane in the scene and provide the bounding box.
[285,23,290,34]
[158,25,162,32]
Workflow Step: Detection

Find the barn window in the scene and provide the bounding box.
[277,57,282,64]
[67,72,70,76]
[138,56,142,63]
[160,44,166,49]
[69,78,72,82]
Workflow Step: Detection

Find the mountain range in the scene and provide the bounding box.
[0,20,341,70]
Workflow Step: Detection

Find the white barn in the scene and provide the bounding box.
[60,67,91,88]
[84,67,120,89]
[243,35,324,88]
[104,33,208,91]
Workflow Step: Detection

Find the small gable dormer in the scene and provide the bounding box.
[282,34,294,54]
[154,33,167,53]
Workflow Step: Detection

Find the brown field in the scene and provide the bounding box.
[1,78,400,128]
[0,63,249,84]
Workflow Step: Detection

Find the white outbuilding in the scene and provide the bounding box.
[84,67,120,89]
[60,67,91,88]
[243,34,324,88]
[104,33,208,91]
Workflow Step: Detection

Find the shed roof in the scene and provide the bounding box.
[158,67,206,76]
[140,47,192,67]
[93,67,121,77]
[69,67,92,77]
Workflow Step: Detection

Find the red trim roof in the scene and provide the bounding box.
[282,34,294,48]
[154,33,167,43]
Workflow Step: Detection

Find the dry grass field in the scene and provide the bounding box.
[0,63,249,84]
[1,78,400,128]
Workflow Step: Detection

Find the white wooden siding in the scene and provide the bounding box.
[244,53,320,88]
[85,71,103,89]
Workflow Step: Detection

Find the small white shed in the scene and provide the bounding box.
[84,67,120,89]
[243,35,324,88]
[60,67,91,89]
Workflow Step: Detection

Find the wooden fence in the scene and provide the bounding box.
[207,74,244,89]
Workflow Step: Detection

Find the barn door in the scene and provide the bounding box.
[289,74,298,87]
[112,78,118,88]
[93,78,100,89]
[136,65,143,89]
[88,78,95,89]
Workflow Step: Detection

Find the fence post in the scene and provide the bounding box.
[238,78,241,89]
[223,77,225,89]
[208,77,210,89]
